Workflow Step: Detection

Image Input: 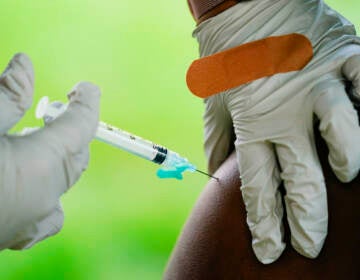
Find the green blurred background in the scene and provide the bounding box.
[0,1,358,279]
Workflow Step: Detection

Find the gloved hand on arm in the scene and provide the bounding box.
[187,0,360,264]
[201,53,360,264]
[0,53,101,250]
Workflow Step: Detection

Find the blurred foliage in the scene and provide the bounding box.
[0,1,359,279]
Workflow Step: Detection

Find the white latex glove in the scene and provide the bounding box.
[0,53,101,250]
[195,0,360,264]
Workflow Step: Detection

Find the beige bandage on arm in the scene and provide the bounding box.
[186,34,313,98]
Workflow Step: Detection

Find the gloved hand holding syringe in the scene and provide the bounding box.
[35,96,218,180]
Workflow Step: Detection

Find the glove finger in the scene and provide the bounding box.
[236,141,285,264]
[203,95,235,174]
[342,54,360,103]
[3,53,34,83]
[15,52,34,85]
[274,134,327,259]
[313,80,360,182]
[0,53,34,109]
[0,89,25,135]
[0,53,34,134]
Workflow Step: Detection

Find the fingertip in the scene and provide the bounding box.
[13,52,32,63]
[327,132,360,183]
[12,53,34,72]
[253,242,286,264]
[68,81,101,104]
[7,53,35,85]
[66,81,101,114]
[343,55,360,97]
[292,241,323,259]
[332,168,358,183]
[342,54,360,74]
[69,81,101,96]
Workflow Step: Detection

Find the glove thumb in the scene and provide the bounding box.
[42,81,101,154]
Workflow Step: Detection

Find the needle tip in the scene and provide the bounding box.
[195,169,219,181]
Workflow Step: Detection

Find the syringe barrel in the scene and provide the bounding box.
[38,98,178,166]
[97,124,197,171]
[96,122,168,164]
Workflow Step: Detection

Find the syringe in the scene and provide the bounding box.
[35,97,218,180]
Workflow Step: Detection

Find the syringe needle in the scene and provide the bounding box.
[195,169,219,181]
